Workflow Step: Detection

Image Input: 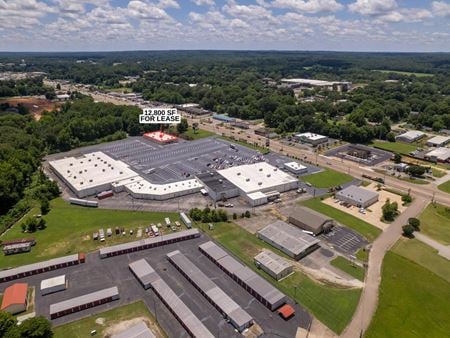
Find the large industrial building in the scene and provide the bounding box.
[257,221,320,260]
[196,171,239,201]
[426,135,450,147]
[288,207,335,235]
[1,283,28,314]
[335,185,379,208]
[395,130,425,143]
[424,147,450,163]
[254,251,293,281]
[167,250,253,332]
[280,78,352,92]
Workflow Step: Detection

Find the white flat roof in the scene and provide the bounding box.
[426,147,450,160]
[218,162,297,194]
[125,177,203,195]
[49,152,139,192]
[295,132,327,141]
[396,130,424,140]
[284,162,307,170]
[41,275,66,290]
[281,78,349,86]
[247,191,267,200]
[427,135,450,145]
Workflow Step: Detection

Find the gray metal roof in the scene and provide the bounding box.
[50,287,119,314]
[167,250,252,329]
[99,229,200,256]
[0,254,79,280]
[111,321,155,338]
[257,221,320,256]
[254,251,292,275]
[129,259,159,286]
[199,241,228,261]
[216,255,245,274]
[336,185,379,203]
[289,206,333,230]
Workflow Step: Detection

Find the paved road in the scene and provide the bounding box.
[341,198,429,338]
[414,232,450,260]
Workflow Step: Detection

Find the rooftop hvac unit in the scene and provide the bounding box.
[237,172,241,175]
[80,181,83,185]
[246,178,250,182]
[70,163,73,166]
[267,174,271,177]
[274,168,278,171]
[94,164,97,167]
[258,182,262,185]
[259,168,263,171]
[219,179,223,183]
[67,170,70,173]
[210,172,214,176]
[89,179,93,182]
[102,169,105,172]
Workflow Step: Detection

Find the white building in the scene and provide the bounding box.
[395,130,425,143]
[280,78,351,91]
[283,162,308,175]
[426,135,450,147]
[254,251,293,281]
[336,185,379,208]
[40,275,66,295]
[294,132,328,145]
[425,147,450,163]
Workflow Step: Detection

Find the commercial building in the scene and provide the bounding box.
[257,221,320,260]
[395,130,425,143]
[335,185,379,208]
[212,114,235,123]
[426,135,450,147]
[196,171,239,201]
[283,162,308,175]
[99,229,200,258]
[280,78,351,92]
[199,241,287,311]
[50,287,119,319]
[424,147,450,163]
[217,162,298,206]
[167,250,253,332]
[40,275,67,295]
[288,206,335,235]
[254,251,293,281]
[143,131,177,144]
[294,132,328,146]
[129,259,214,338]
[0,253,85,283]
[1,283,28,314]
[112,321,155,338]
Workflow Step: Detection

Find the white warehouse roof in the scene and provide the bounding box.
[40,275,66,291]
[295,132,327,141]
[284,162,307,171]
[396,130,424,141]
[217,162,298,194]
[425,147,450,161]
[427,135,450,146]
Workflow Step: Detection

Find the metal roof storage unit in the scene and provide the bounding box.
[40,275,66,295]
[99,229,200,258]
[167,250,253,332]
[49,287,119,319]
[129,259,159,289]
[111,321,155,338]
[179,212,192,229]
[199,241,287,311]
[254,251,293,281]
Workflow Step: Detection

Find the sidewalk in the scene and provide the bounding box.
[414,232,450,260]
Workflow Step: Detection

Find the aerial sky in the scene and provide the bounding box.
[0,0,449,52]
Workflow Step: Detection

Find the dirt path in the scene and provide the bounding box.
[341,197,428,337]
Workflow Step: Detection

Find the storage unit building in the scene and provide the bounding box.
[288,206,335,235]
[199,241,287,311]
[99,229,200,258]
[257,221,320,260]
[129,259,214,338]
[335,185,379,208]
[49,287,119,319]
[254,251,293,281]
[112,321,155,338]
[0,253,85,283]
[1,283,28,314]
[167,250,253,332]
[40,275,66,295]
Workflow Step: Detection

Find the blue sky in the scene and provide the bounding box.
[0,0,449,52]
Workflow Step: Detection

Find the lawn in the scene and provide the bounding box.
[372,69,434,77]
[330,256,365,281]
[431,168,446,178]
[356,248,369,262]
[219,135,270,154]
[53,301,165,338]
[364,252,450,338]
[181,127,215,140]
[0,198,180,269]
[301,197,381,242]
[301,169,353,188]
[369,140,417,156]
[418,203,450,245]
[392,238,450,282]
[204,221,361,334]
[438,179,450,194]
[398,176,429,185]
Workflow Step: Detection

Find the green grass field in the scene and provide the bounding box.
[301,197,381,242]
[392,238,450,282]
[356,248,369,262]
[419,203,450,245]
[364,252,450,338]
[301,169,353,188]
[369,140,417,155]
[219,135,270,154]
[0,198,180,269]
[398,176,430,185]
[181,127,215,140]
[53,301,165,338]
[372,69,434,77]
[431,168,446,178]
[438,179,450,194]
[330,256,365,281]
[204,221,361,334]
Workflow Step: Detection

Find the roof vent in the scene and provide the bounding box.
[246,178,250,182]
[258,182,262,185]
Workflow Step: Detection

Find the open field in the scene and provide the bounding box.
[0,96,61,120]
[204,221,361,334]
[181,127,215,140]
[392,238,450,282]
[0,198,180,269]
[53,301,165,338]
[372,69,434,77]
[219,135,270,154]
[398,176,429,185]
[419,203,450,245]
[365,252,450,338]
[301,169,353,188]
[431,168,446,178]
[438,179,450,194]
[356,248,369,262]
[301,197,381,242]
[330,256,365,281]
[369,140,417,155]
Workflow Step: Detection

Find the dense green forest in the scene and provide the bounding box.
[0,77,54,98]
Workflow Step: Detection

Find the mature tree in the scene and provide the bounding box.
[0,311,17,337]
[40,198,50,215]
[177,118,188,134]
[406,165,427,177]
[382,199,398,222]
[386,132,396,142]
[18,316,53,338]
[393,153,402,164]
[402,224,415,238]
[408,217,421,230]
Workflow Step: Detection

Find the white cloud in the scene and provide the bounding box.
[158,0,180,9]
[127,1,171,21]
[271,0,344,13]
[191,0,215,6]
[349,0,397,16]
[432,1,450,17]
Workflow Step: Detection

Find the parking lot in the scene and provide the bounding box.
[325,144,392,166]
[319,226,368,255]
[0,233,312,338]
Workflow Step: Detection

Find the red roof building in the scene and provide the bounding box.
[278,304,295,319]
[1,283,28,314]
[143,131,177,144]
